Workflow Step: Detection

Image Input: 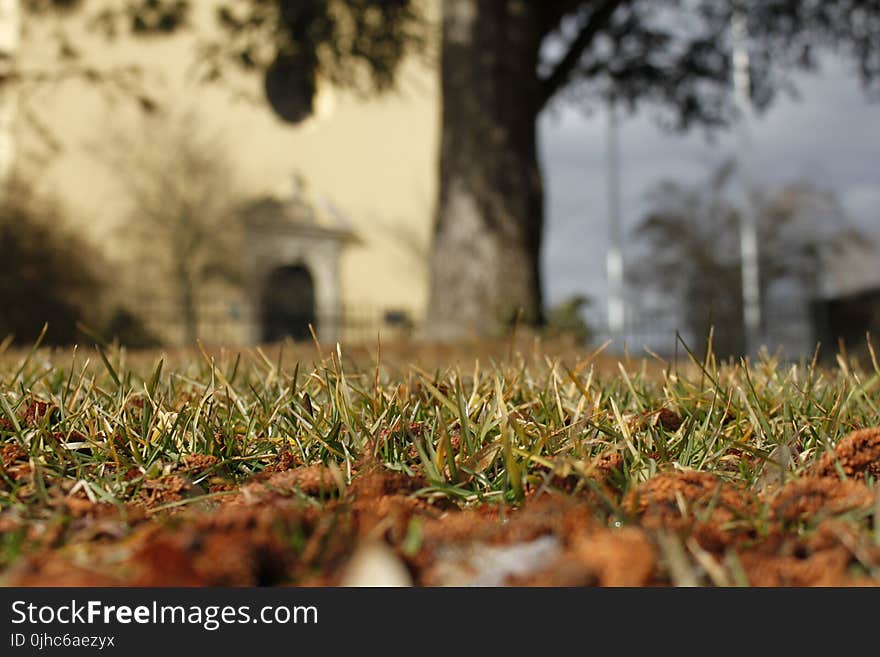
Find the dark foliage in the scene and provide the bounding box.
[534,1,880,130]
[545,294,593,345]
[202,0,428,123]
[0,181,104,345]
[99,307,161,348]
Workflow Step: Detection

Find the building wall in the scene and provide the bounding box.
[12,1,439,341]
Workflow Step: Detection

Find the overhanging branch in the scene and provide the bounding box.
[537,0,626,110]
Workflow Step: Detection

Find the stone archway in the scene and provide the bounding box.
[240,185,359,345]
[260,264,316,342]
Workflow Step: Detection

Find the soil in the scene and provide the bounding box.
[2,426,879,587]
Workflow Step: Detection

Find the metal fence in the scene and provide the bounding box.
[590,297,817,360]
[122,298,417,347]
[120,293,829,362]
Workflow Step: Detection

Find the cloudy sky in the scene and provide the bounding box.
[538,55,880,333]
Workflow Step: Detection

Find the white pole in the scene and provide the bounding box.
[732,3,761,356]
[606,95,625,344]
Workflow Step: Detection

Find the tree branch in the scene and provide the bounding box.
[537,0,626,110]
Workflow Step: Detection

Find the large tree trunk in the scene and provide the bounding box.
[427,0,545,339]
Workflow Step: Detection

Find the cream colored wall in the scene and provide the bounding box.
[13,1,438,327]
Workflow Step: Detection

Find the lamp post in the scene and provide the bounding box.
[732,3,762,356]
[606,94,625,346]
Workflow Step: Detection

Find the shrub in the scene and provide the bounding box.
[99,307,161,348]
[545,294,593,344]
[0,179,104,345]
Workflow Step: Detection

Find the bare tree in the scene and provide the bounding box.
[630,160,868,357]
[96,111,243,344]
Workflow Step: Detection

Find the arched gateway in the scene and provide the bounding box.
[241,180,357,344]
[261,265,316,342]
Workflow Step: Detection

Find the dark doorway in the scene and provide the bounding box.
[261,265,316,342]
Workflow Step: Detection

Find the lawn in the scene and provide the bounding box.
[1,330,879,586]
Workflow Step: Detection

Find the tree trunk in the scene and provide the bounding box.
[427,0,545,339]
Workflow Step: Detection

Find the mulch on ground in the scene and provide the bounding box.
[3,425,878,587]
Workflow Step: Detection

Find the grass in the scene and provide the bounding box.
[1,329,879,585]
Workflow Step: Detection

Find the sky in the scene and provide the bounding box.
[538,55,880,334]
